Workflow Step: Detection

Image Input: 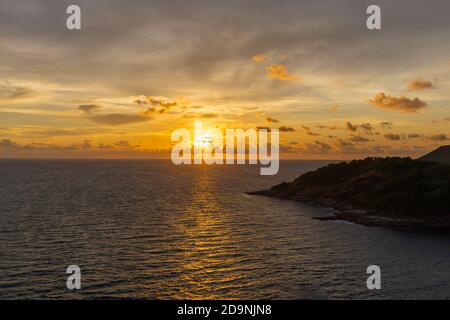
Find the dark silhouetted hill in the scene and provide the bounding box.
[249,156,450,230]
[419,145,450,164]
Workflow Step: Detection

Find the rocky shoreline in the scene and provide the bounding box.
[248,156,450,231]
[249,189,450,231]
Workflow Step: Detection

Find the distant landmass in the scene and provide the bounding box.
[249,146,450,230]
[419,145,450,164]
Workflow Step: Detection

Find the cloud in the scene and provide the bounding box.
[368,92,427,113]
[301,141,332,154]
[278,126,295,132]
[350,135,371,143]
[183,113,218,119]
[113,140,131,148]
[148,96,178,108]
[279,144,298,153]
[427,134,449,141]
[379,121,393,129]
[90,113,150,125]
[335,139,356,152]
[384,133,402,141]
[256,126,294,132]
[346,121,358,132]
[0,82,34,100]
[136,96,178,114]
[315,124,337,130]
[359,123,374,133]
[78,104,101,114]
[144,107,166,114]
[252,54,267,62]
[0,138,170,158]
[0,138,17,148]
[266,117,279,123]
[307,131,320,136]
[407,133,421,139]
[266,64,299,81]
[406,80,435,91]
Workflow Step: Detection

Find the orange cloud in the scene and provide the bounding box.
[279,126,295,132]
[406,80,435,91]
[368,92,427,113]
[266,117,279,123]
[266,64,300,81]
[427,134,449,141]
[252,54,267,62]
[346,121,358,132]
[78,104,100,114]
[384,133,401,141]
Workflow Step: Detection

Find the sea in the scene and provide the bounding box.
[0,160,449,299]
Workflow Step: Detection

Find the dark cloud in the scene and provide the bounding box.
[90,113,150,125]
[0,82,33,99]
[148,97,177,108]
[266,117,279,123]
[78,104,101,114]
[278,126,295,132]
[138,96,178,114]
[345,122,374,134]
[350,135,371,143]
[427,134,449,141]
[279,144,297,153]
[335,139,356,152]
[346,121,358,132]
[379,121,393,129]
[0,138,168,158]
[407,80,435,91]
[384,133,402,141]
[114,140,131,148]
[407,133,421,139]
[315,124,337,130]
[359,123,373,133]
[134,99,147,105]
[368,92,427,113]
[183,113,218,119]
[0,138,17,148]
[301,140,332,154]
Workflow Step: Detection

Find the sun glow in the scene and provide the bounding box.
[193,134,214,148]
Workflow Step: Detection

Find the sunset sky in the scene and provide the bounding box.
[0,0,449,159]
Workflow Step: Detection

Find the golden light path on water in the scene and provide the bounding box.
[175,167,241,299]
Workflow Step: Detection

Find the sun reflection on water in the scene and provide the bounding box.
[174,168,244,299]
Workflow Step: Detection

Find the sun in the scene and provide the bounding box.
[194,134,213,148]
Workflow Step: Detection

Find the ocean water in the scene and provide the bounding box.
[0,159,449,299]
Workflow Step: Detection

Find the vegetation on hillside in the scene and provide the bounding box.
[252,157,450,219]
